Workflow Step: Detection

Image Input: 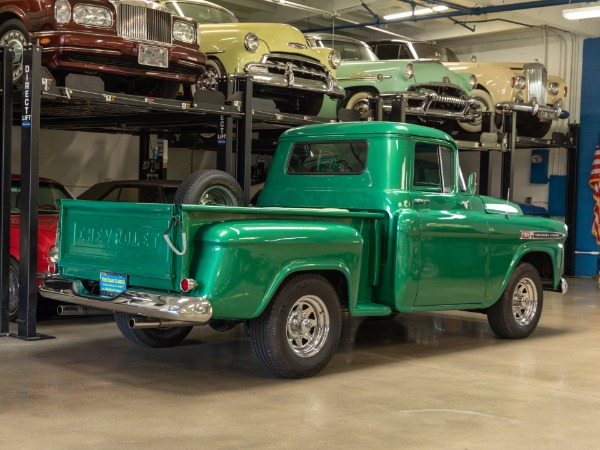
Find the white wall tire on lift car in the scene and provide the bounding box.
[249,273,342,378]
[458,88,494,134]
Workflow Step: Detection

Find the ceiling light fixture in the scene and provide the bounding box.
[562,5,600,20]
[383,5,449,21]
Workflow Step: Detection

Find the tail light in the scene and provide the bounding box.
[180,278,197,292]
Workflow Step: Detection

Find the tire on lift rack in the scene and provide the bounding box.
[174,169,245,206]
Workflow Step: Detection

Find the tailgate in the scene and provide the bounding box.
[58,200,181,291]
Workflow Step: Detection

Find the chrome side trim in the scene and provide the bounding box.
[40,277,212,324]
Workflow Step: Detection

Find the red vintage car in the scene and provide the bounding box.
[0,0,206,98]
[7,176,74,320]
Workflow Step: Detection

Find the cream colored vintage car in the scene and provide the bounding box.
[161,0,344,116]
[369,40,568,138]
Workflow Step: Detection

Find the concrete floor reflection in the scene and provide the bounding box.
[1,277,599,448]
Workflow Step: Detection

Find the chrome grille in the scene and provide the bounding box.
[524,63,547,104]
[263,53,327,81]
[118,4,172,44]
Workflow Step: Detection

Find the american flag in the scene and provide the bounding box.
[591,135,600,244]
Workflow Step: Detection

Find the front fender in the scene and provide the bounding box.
[485,243,564,307]
[189,219,364,319]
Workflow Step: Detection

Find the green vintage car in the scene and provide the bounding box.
[42,121,567,379]
[161,0,344,115]
[306,34,480,131]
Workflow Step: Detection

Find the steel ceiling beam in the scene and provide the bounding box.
[302,0,593,32]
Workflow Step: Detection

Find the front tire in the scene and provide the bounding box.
[459,88,494,134]
[114,313,193,348]
[487,262,543,339]
[249,273,342,378]
[344,91,374,118]
[516,115,552,138]
[174,169,244,206]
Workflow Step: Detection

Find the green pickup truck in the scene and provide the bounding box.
[41,121,567,378]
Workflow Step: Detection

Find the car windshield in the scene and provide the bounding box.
[412,43,460,62]
[97,186,178,203]
[162,1,238,23]
[11,180,73,214]
[314,38,378,62]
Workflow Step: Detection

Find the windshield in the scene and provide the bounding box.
[11,180,73,214]
[314,38,378,62]
[412,43,459,62]
[162,1,238,23]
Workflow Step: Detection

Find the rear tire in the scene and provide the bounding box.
[249,273,342,378]
[114,312,192,348]
[174,170,244,206]
[487,262,543,339]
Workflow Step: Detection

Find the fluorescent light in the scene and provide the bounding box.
[563,5,600,20]
[383,5,449,21]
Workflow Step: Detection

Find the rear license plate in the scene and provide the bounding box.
[100,271,126,297]
[138,44,169,68]
[538,110,558,120]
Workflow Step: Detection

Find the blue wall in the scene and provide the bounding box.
[575,37,600,276]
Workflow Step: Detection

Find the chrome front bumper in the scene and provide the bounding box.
[380,92,481,122]
[495,101,566,120]
[245,62,345,99]
[40,277,213,324]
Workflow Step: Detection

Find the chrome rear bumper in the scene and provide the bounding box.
[40,277,212,324]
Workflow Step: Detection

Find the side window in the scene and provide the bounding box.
[413,142,455,193]
[287,141,368,175]
[399,44,412,59]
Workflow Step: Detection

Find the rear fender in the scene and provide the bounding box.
[189,219,364,319]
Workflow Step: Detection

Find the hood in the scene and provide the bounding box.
[479,195,523,216]
[410,60,471,91]
[200,23,324,62]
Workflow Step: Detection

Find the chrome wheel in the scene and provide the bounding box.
[347,95,371,115]
[286,294,330,358]
[512,277,538,326]
[8,259,19,320]
[199,185,239,205]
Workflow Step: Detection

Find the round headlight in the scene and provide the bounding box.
[405,63,414,79]
[554,98,564,109]
[244,32,260,53]
[328,50,341,69]
[468,75,477,89]
[55,0,72,24]
[73,5,112,28]
[512,76,526,90]
[173,21,196,44]
[547,81,560,96]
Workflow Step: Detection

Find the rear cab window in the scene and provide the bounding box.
[286,141,368,175]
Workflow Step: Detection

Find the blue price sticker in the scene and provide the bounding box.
[100,272,127,297]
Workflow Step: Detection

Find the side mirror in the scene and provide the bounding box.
[467,172,477,196]
[471,54,477,63]
[462,172,477,210]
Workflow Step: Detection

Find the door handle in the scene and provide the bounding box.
[413,198,430,204]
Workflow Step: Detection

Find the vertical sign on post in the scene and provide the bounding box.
[17,45,51,340]
[0,47,14,335]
